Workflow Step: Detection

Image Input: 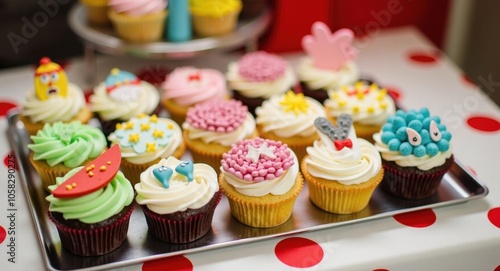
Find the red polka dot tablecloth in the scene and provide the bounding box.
[1,27,500,271]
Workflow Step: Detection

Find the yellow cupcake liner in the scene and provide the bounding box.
[256,125,318,162]
[108,10,167,43]
[120,142,186,186]
[301,156,384,214]
[219,172,304,228]
[20,106,93,137]
[192,11,240,37]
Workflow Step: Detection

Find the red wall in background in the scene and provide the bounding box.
[260,0,451,53]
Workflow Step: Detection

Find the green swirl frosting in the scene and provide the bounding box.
[46,167,134,224]
[28,121,107,167]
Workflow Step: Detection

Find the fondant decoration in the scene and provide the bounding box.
[302,22,357,70]
[167,0,192,42]
[221,138,294,182]
[153,165,173,188]
[314,115,353,150]
[105,68,142,102]
[52,145,121,198]
[238,51,287,82]
[329,82,390,114]
[245,141,277,163]
[279,91,310,115]
[175,160,194,182]
[380,108,452,157]
[34,57,68,100]
[114,114,174,154]
[186,100,248,133]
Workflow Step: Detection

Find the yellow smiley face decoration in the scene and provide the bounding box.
[34,57,68,100]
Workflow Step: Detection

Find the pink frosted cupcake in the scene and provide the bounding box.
[161,66,229,124]
[108,0,167,42]
[226,51,297,115]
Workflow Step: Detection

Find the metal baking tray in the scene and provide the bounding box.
[7,111,489,271]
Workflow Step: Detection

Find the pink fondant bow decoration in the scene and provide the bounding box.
[302,21,357,70]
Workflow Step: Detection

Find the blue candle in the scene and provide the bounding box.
[167,0,192,42]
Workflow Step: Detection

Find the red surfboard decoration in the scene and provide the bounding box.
[52,145,122,198]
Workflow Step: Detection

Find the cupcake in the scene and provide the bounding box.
[373,107,454,199]
[89,68,160,137]
[161,66,229,125]
[189,0,242,37]
[255,91,325,161]
[135,156,221,243]
[28,121,107,192]
[226,51,297,115]
[81,0,110,25]
[324,81,396,143]
[298,22,359,103]
[219,138,303,228]
[107,114,185,185]
[108,0,167,43]
[45,145,135,256]
[19,57,92,136]
[182,99,258,172]
[301,115,384,214]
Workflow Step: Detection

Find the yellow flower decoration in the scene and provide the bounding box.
[149,114,158,123]
[279,91,310,115]
[128,133,140,143]
[140,123,151,131]
[124,121,134,130]
[146,142,157,152]
[152,129,164,138]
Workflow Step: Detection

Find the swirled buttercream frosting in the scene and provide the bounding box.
[135,156,219,214]
[108,0,167,16]
[28,121,107,167]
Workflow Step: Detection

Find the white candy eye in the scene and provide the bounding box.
[50,72,59,82]
[406,128,422,146]
[40,74,49,84]
[429,120,442,141]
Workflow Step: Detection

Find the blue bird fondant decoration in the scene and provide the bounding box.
[153,166,173,188]
[175,160,194,182]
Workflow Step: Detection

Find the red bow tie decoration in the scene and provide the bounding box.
[334,139,353,150]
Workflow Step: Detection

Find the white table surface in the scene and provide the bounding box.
[1,26,500,271]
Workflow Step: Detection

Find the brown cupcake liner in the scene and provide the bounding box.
[48,204,134,256]
[140,190,222,243]
[219,172,304,228]
[381,157,454,200]
[301,156,384,214]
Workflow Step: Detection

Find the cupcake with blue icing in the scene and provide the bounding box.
[373,107,454,199]
[90,68,160,137]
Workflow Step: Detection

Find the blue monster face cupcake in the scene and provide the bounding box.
[373,107,454,199]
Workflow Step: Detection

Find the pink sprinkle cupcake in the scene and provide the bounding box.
[226,51,297,115]
[218,138,303,228]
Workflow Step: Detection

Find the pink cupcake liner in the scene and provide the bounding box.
[141,190,222,244]
[48,204,134,256]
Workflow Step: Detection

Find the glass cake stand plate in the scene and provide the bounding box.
[68,4,272,59]
[7,110,489,271]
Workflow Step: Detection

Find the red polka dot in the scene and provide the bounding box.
[393,209,436,228]
[0,101,19,117]
[135,65,171,86]
[142,255,193,271]
[487,208,500,229]
[0,225,6,244]
[494,264,500,271]
[3,151,17,170]
[385,86,402,102]
[373,269,389,271]
[466,115,500,132]
[275,237,324,268]
[407,51,440,64]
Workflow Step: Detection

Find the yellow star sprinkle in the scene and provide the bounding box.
[149,114,158,123]
[152,129,164,138]
[367,106,375,113]
[341,86,349,93]
[356,89,365,100]
[338,100,347,107]
[124,121,134,130]
[141,123,151,131]
[137,113,147,119]
[115,123,123,130]
[377,88,388,101]
[128,133,140,143]
[167,123,174,130]
[279,91,310,115]
[379,102,388,109]
[352,105,360,113]
[146,142,157,152]
[355,81,364,90]
[369,83,379,91]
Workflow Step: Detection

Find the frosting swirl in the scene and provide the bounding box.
[22,83,86,123]
[304,124,382,185]
[108,0,167,16]
[162,67,228,106]
[46,168,134,224]
[90,80,159,122]
[108,115,183,164]
[135,157,219,214]
[297,57,359,91]
[324,82,396,126]
[28,121,107,167]
[256,91,325,138]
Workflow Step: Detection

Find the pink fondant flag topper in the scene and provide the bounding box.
[302,22,357,70]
